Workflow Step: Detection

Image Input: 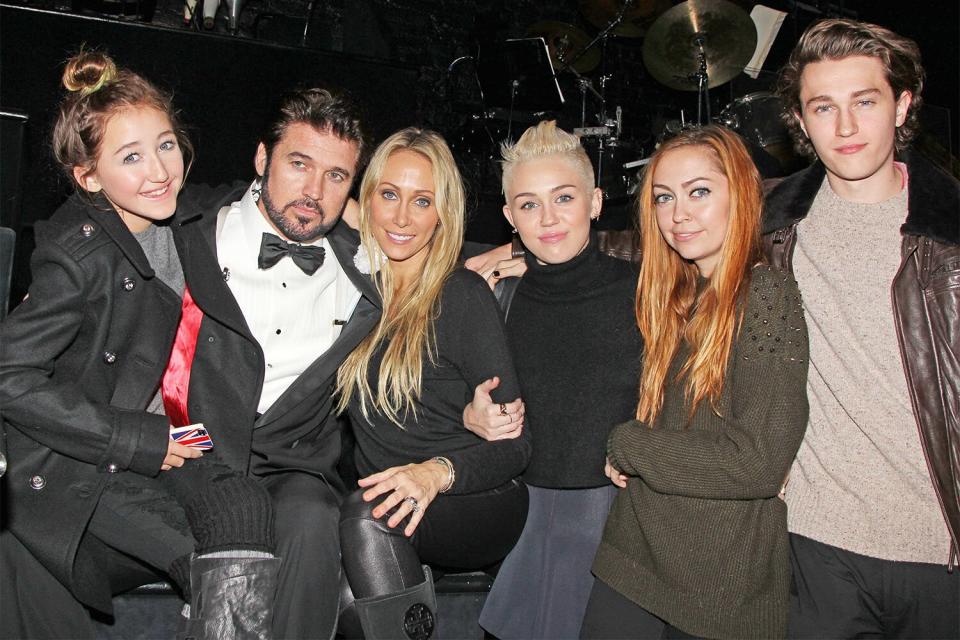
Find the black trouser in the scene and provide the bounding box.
[339,478,528,598]
[88,470,197,582]
[260,471,342,640]
[88,454,275,595]
[580,580,702,640]
[788,533,960,639]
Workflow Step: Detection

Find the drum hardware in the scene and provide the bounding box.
[579,0,672,38]
[624,157,651,169]
[526,21,600,74]
[474,36,566,145]
[717,91,789,148]
[642,0,758,124]
[716,91,804,176]
[549,5,637,184]
[521,22,605,131]
[575,126,615,138]
[455,16,650,207]
[560,0,635,71]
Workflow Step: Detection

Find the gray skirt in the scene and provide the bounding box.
[479,484,618,640]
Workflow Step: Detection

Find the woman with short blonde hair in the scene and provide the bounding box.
[479,121,643,639]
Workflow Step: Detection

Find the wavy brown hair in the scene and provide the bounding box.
[776,18,924,158]
[337,128,465,427]
[52,49,193,188]
[635,126,763,424]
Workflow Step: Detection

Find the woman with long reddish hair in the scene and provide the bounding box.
[581,126,810,640]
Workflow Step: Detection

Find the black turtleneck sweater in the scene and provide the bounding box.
[508,235,642,488]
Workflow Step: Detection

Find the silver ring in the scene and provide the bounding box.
[404,496,421,513]
[498,403,508,416]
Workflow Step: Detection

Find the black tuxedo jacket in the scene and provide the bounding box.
[173,187,381,491]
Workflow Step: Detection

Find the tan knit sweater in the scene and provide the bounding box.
[786,176,951,564]
[593,265,809,639]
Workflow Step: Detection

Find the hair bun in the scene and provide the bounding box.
[62,51,118,96]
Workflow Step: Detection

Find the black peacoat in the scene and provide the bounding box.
[0,193,182,613]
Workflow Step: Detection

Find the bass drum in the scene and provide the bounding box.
[718,92,805,176]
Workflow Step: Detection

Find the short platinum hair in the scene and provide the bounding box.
[500,120,595,195]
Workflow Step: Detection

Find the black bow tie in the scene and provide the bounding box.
[257,232,326,275]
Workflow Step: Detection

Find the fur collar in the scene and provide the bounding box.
[763,150,959,246]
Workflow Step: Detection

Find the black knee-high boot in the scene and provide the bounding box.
[180,555,282,640]
[167,462,279,640]
[353,565,436,640]
[340,490,437,640]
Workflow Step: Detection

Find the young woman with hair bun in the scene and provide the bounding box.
[0,50,278,638]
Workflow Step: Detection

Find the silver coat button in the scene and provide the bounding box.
[81,223,95,237]
[122,277,136,291]
[103,351,117,364]
[106,463,119,473]
[0,452,6,477]
[29,475,46,490]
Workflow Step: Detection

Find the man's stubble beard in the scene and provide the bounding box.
[259,161,340,243]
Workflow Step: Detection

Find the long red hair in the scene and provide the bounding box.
[635,126,763,424]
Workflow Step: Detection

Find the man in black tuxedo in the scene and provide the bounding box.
[170,87,381,639]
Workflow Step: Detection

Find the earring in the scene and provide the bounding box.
[511,227,517,234]
[251,180,263,203]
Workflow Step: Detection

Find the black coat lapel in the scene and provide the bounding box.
[174,207,256,341]
[88,194,157,279]
[762,162,825,235]
[327,223,382,308]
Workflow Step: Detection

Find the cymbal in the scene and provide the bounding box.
[578,0,671,37]
[642,0,757,91]
[526,21,601,74]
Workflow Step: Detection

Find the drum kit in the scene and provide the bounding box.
[451,0,802,208]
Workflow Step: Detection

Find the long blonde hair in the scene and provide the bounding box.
[635,126,763,424]
[336,128,466,427]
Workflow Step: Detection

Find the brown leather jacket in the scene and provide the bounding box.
[762,151,960,567]
[595,150,959,566]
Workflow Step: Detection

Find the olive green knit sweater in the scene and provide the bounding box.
[592,265,809,639]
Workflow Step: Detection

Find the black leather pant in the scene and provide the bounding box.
[339,478,528,598]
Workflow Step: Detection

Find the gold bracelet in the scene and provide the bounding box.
[432,456,455,493]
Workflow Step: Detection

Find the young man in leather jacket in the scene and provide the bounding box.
[765,18,958,638]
